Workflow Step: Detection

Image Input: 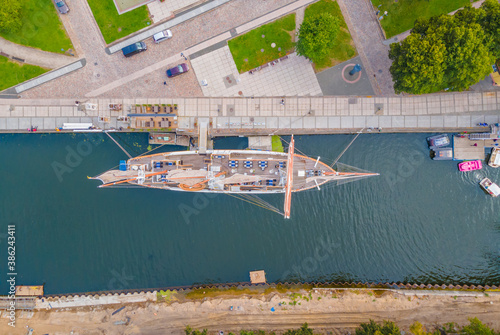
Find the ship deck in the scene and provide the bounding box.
[97,150,337,192]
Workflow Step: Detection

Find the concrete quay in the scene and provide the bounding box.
[0,91,499,133]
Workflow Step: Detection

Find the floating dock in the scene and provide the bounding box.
[453,136,500,160]
[249,270,266,284]
[16,285,44,296]
[248,136,272,151]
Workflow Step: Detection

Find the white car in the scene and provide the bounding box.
[153,30,172,43]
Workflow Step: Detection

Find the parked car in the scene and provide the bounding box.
[54,0,69,14]
[153,30,172,43]
[122,42,147,58]
[166,63,189,78]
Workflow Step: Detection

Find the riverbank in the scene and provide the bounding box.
[2,288,499,335]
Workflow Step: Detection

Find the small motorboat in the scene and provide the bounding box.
[427,134,450,149]
[431,147,453,160]
[458,160,482,171]
[479,177,500,197]
[488,147,500,168]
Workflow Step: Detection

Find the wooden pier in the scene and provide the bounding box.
[16,285,44,296]
[453,136,499,160]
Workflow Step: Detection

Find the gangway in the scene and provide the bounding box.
[283,135,294,219]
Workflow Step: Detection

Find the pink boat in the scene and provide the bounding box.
[458,160,483,171]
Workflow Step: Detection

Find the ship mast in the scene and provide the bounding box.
[283,135,295,219]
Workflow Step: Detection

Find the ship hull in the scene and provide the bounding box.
[93,149,337,194]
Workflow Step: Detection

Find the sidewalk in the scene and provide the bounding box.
[0,91,498,131]
[0,37,76,69]
[336,0,394,95]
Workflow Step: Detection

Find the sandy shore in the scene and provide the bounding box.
[1,289,499,335]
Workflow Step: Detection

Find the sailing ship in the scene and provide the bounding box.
[91,136,378,218]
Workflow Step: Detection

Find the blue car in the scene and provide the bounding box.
[54,0,69,14]
[166,63,189,78]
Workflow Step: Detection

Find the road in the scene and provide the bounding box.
[2,290,499,335]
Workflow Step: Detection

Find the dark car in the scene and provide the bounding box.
[166,63,189,78]
[122,42,147,58]
[54,0,69,14]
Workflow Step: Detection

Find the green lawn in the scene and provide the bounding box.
[228,14,296,73]
[0,0,73,54]
[371,0,477,38]
[304,0,356,72]
[87,0,151,44]
[272,135,284,152]
[0,56,48,91]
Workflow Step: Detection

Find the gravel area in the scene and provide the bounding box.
[22,0,297,99]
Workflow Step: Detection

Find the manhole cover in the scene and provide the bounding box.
[378,69,383,73]
[94,62,98,66]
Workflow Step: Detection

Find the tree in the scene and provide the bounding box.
[0,0,22,33]
[283,323,314,335]
[356,320,401,335]
[389,13,495,94]
[460,318,500,335]
[296,13,340,63]
[480,0,500,57]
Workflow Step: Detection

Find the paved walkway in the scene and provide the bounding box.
[107,0,232,54]
[0,91,498,131]
[87,0,317,98]
[383,0,486,45]
[191,49,322,96]
[0,37,76,69]
[336,0,394,95]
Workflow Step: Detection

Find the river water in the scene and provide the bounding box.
[0,133,499,294]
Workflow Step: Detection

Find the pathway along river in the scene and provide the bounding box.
[0,133,499,294]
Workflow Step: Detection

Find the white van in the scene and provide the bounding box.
[153,30,173,43]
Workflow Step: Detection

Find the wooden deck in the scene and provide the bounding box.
[453,136,499,160]
[16,285,43,296]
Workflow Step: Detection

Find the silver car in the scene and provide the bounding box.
[153,30,173,43]
[54,0,69,14]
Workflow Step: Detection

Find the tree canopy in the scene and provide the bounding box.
[389,0,499,94]
[0,0,22,33]
[296,13,340,63]
[356,320,401,335]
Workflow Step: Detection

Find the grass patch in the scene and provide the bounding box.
[228,14,296,73]
[272,135,284,152]
[87,0,151,44]
[371,0,476,38]
[184,287,257,300]
[0,0,73,53]
[304,0,356,72]
[157,289,178,302]
[0,56,48,91]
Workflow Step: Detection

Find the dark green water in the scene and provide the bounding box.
[1,133,499,294]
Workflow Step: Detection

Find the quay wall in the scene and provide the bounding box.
[37,281,500,299]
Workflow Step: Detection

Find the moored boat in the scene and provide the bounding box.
[488,147,500,168]
[427,134,450,149]
[458,160,482,171]
[479,177,500,197]
[91,136,379,218]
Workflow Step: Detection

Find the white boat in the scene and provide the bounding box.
[488,147,500,168]
[479,177,500,197]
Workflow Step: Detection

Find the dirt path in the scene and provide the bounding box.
[2,290,499,335]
